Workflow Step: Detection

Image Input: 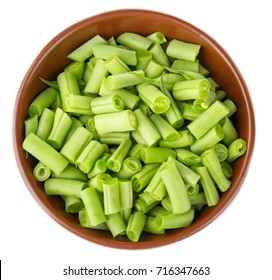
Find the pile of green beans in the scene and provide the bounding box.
[23,32,246,242]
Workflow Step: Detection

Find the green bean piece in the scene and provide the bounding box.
[180,102,201,121]
[86,158,107,179]
[159,130,195,148]
[36,108,55,141]
[136,50,152,70]
[220,117,239,146]
[172,78,210,101]
[127,143,146,161]
[126,212,147,242]
[102,177,121,215]
[160,82,184,129]
[78,208,108,230]
[105,70,144,90]
[87,173,111,194]
[62,116,84,145]
[170,157,200,186]
[80,187,106,226]
[149,114,179,141]
[116,157,142,179]
[196,166,220,206]
[166,39,201,62]
[145,60,165,78]
[175,148,201,165]
[103,56,130,74]
[192,90,217,113]
[99,78,140,110]
[79,115,97,137]
[227,138,247,163]
[133,108,161,147]
[155,209,195,229]
[135,196,158,214]
[33,162,51,181]
[62,196,84,213]
[92,43,137,66]
[67,35,108,62]
[57,71,81,101]
[144,168,166,201]
[157,73,185,92]
[220,161,234,179]
[131,130,147,146]
[39,77,59,91]
[137,82,171,114]
[139,191,159,206]
[190,124,224,155]
[99,131,130,145]
[23,133,69,175]
[51,164,88,182]
[65,61,85,80]
[90,94,124,114]
[223,99,237,117]
[140,147,176,164]
[106,139,132,172]
[94,110,137,135]
[149,42,170,67]
[28,87,58,117]
[213,143,228,162]
[82,58,95,83]
[147,205,169,217]
[186,182,199,197]
[147,31,167,44]
[171,59,200,72]
[161,196,172,211]
[118,179,133,210]
[131,163,160,192]
[143,216,165,234]
[106,212,127,237]
[60,126,93,163]
[187,101,229,139]
[63,94,93,115]
[84,59,109,94]
[116,32,153,50]
[47,108,72,150]
[24,114,38,137]
[75,140,105,174]
[189,192,207,206]
[44,178,87,198]
[160,160,191,214]
[201,147,231,192]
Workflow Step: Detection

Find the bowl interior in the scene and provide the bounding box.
[13,9,255,249]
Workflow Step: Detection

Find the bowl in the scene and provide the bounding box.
[13,9,255,249]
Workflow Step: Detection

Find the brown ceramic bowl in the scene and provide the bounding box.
[13,9,255,249]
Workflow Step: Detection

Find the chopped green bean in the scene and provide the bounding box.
[201,147,231,192]
[166,39,201,62]
[23,133,69,175]
[116,32,153,50]
[28,87,58,117]
[126,212,147,242]
[94,110,137,135]
[81,187,106,226]
[227,138,247,163]
[44,178,87,198]
[92,44,137,66]
[160,160,191,214]
[33,161,51,181]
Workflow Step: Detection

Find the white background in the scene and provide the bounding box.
[1,0,270,279]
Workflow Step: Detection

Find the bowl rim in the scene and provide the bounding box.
[13,8,255,249]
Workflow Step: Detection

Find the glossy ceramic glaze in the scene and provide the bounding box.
[13,9,255,249]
